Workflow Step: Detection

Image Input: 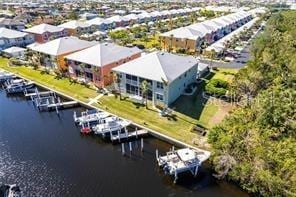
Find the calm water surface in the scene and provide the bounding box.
[0,88,248,197]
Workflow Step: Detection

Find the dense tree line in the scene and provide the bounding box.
[208,11,296,196]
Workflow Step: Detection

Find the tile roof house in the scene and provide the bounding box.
[58,20,94,36]
[0,18,25,30]
[2,46,26,59]
[65,43,141,87]
[159,11,252,53]
[0,27,34,50]
[24,23,69,43]
[30,36,97,71]
[112,51,198,106]
[87,17,114,31]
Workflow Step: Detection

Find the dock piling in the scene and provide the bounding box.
[156,149,159,160]
[194,166,198,177]
[129,142,132,152]
[121,143,125,155]
[135,127,138,139]
[174,171,178,184]
[141,138,144,152]
[55,104,59,114]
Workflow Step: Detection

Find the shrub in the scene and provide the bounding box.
[205,79,229,97]
[176,48,186,54]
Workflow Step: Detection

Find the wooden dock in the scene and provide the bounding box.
[47,100,79,109]
[111,129,148,142]
[24,91,53,97]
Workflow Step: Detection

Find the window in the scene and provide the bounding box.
[184,72,187,78]
[75,70,82,76]
[126,84,139,95]
[156,93,163,101]
[85,72,93,80]
[84,64,92,69]
[156,82,164,89]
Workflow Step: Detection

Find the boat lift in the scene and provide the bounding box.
[156,147,211,183]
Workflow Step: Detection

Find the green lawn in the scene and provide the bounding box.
[211,68,238,82]
[0,57,237,148]
[0,58,97,103]
[132,34,160,49]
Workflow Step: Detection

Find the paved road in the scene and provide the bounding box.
[199,28,263,69]
[199,44,252,69]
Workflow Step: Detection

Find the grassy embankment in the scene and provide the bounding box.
[0,57,237,148]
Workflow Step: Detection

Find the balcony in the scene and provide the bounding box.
[126,79,138,86]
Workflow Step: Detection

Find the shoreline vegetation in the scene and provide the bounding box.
[208,10,296,196]
[0,57,237,149]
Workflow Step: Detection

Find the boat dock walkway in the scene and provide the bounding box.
[47,100,79,109]
[111,129,148,142]
[24,91,53,98]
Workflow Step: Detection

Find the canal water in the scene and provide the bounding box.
[0,88,247,197]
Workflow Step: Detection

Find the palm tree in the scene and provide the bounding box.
[209,49,216,70]
[161,78,169,109]
[169,16,173,30]
[141,80,149,109]
[112,72,122,100]
[80,63,88,83]
[169,34,174,52]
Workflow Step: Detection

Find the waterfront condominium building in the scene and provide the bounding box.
[30,36,97,71]
[65,43,142,88]
[0,27,34,50]
[24,23,69,43]
[112,51,198,106]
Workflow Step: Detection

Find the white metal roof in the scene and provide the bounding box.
[113,51,198,83]
[30,36,97,56]
[58,20,91,29]
[0,27,29,39]
[87,17,113,26]
[24,23,64,34]
[2,46,26,53]
[65,43,141,67]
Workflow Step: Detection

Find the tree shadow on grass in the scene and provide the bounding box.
[221,71,236,76]
[171,72,215,123]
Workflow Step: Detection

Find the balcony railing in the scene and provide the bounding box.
[126,79,139,86]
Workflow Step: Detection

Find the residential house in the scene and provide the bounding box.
[106,15,125,27]
[24,23,69,43]
[2,46,26,59]
[87,17,114,31]
[122,14,138,26]
[58,20,95,36]
[112,51,198,106]
[0,18,25,30]
[160,11,252,53]
[0,27,34,50]
[30,36,97,71]
[160,27,204,52]
[65,43,141,87]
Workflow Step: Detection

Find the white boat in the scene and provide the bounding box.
[92,116,131,136]
[0,184,21,197]
[74,109,110,124]
[5,79,34,93]
[156,148,211,183]
[0,71,14,82]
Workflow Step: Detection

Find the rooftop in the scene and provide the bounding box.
[0,27,29,39]
[113,51,198,83]
[30,36,97,56]
[58,20,91,29]
[65,43,141,67]
[24,23,64,34]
